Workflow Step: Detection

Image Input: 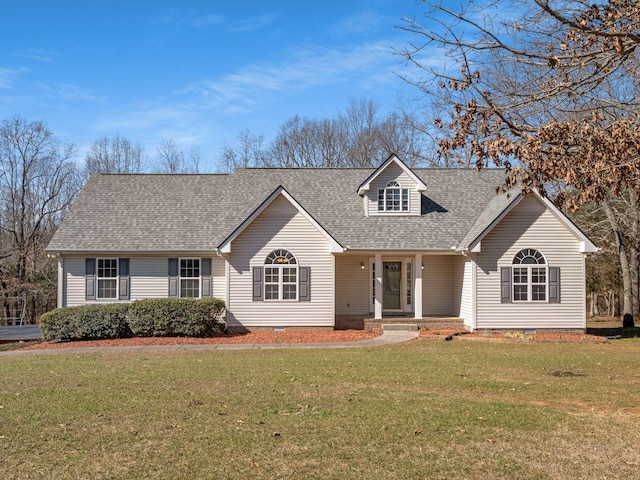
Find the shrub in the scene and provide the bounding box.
[39,303,130,342]
[128,298,225,338]
[38,298,225,342]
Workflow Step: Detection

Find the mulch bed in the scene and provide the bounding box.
[420,329,609,343]
[22,329,380,350]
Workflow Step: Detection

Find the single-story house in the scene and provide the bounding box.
[46,154,597,332]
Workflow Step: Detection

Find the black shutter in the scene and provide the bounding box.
[299,266,310,301]
[85,258,96,300]
[168,258,179,297]
[118,258,130,300]
[201,258,212,298]
[549,266,561,303]
[500,267,512,303]
[252,266,263,301]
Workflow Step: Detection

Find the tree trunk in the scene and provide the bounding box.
[602,198,634,326]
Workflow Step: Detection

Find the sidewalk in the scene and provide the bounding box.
[0,329,419,356]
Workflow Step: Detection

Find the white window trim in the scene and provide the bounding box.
[512,249,548,303]
[179,257,201,299]
[96,258,119,300]
[264,250,299,301]
[377,181,410,212]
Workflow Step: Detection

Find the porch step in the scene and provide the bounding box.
[381,324,419,332]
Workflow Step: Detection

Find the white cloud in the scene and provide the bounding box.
[183,40,401,113]
[226,14,275,32]
[0,67,26,89]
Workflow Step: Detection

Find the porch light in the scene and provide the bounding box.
[360,262,365,270]
[421,263,424,270]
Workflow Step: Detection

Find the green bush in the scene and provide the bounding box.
[39,303,130,342]
[128,298,225,337]
[38,298,225,342]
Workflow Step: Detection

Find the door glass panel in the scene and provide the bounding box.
[383,262,402,310]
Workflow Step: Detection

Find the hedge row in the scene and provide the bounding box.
[39,298,225,342]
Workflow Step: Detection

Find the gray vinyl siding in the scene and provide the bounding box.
[422,255,454,316]
[226,195,334,328]
[63,256,86,307]
[475,196,586,329]
[130,257,171,299]
[212,256,226,301]
[62,255,224,307]
[335,255,371,316]
[366,162,421,216]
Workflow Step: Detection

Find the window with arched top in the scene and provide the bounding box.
[378,181,409,212]
[501,249,560,304]
[512,249,547,301]
[264,249,298,300]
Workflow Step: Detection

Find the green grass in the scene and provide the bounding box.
[2,339,640,479]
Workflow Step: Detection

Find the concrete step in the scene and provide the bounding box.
[381,324,419,332]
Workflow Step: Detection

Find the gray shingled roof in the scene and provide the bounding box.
[46,167,513,253]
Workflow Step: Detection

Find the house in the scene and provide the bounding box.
[46,154,597,332]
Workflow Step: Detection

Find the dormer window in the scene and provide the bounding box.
[378,181,409,212]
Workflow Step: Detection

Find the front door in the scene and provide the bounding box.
[383,262,402,311]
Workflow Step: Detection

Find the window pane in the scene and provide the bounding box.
[514,285,528,301]
[180,279,199,298]
[513,268,527,284]
[283,284,297,300]
[98,279,117,299]
[532,285,546,301]
[532,267,546,284]
[265,267,278,283]
[386,188,401,211]
[265,284,279,300]
[402,189,409,211]
[283,267,297,283]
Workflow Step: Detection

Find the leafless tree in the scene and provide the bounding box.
[0,115,82,322]
[154,138,203,173]
[217,98,431,170]
[85,134,146,174]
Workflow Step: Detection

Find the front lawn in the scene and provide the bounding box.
[1,339,639,479]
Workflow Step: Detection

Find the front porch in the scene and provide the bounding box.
[335,315,466,332]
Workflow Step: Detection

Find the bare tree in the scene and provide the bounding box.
[218,130,267,173]
[0,115,82,322]
[85,134,146,174]
[397,0,640,323]
[218,98,430,170]
[154,138,204,173]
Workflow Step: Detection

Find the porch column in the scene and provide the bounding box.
[374,254,382,320]
[414,253,423,319]
[57,256,64,308]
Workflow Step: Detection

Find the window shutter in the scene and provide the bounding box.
[201,258,212,298]
[252,266,263,301]
[500,266,512,303]
[299,266,310,302]
[85,258,96,300]
[549,266,561,303]
[118,258,130,300]
[168,258,178,297]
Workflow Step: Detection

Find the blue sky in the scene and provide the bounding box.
[1,1,436,171]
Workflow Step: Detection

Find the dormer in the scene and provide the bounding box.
[357,154,426,217]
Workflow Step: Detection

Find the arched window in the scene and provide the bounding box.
[264,249,298,300]
[378,181,409,212]
[512,249,547,301]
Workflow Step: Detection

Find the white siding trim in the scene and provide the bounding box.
[57,257,64,308]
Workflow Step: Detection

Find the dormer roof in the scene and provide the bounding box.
[357,154,427,196]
